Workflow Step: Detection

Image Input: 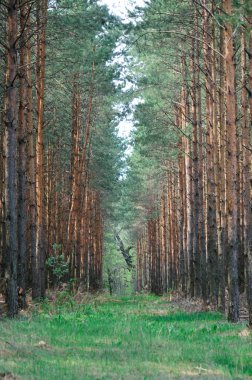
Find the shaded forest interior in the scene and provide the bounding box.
[0,0,252,328]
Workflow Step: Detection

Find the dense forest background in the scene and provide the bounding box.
[0,0,252,329]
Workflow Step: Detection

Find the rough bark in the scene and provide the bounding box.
[35,0,48,298]
[223,0,239,322]
[26,6,37,298]
[17,0,27,308]
[246,13,252,327]
[4,0,19,317]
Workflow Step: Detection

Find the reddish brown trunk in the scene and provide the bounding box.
[35,0,48,298]
[25,6,37,297]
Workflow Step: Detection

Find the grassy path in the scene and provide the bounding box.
[0,294,251,379]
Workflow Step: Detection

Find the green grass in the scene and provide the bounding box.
[0,294,251,379]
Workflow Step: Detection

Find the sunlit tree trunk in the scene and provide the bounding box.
[35,0,48,298]
[178,138,186,293]
[26,6,37,298]
[67,77,81,275]
[185,137,193,296]
[161,186,168,292]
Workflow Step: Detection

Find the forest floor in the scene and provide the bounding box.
[0,293,251,379]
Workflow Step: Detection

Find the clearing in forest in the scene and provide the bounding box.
[0,294,251,379]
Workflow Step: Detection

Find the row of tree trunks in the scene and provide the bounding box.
[136,0,252,325]
[0,2,104,316]
[39,75,103,291]
[0,0,48,314]
[137,175,179,295]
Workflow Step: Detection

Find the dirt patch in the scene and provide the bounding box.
[238,329,251,338]
[165,292,213,313]
[166,292,250,323]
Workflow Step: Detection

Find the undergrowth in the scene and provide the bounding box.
[0,293,251,379]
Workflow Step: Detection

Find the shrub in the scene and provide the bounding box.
[46,253,69,286]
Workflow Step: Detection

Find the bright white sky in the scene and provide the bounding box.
[99,0,146,21]
[98,0,146,149]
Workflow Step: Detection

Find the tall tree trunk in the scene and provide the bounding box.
[217,23,227,312]
[0,91,7,287]
[178,141,186,293]
[191,21,200,296]
[197,75,207,302]
[17,0,27,308]
[185,138,193,297]
[246,13,252,327]
[223,0,239,322]
[180,75,189,294]
[26,6,37,298]
[66,77,81,272]
[4,0,19,317]
[203,0,217,302]
[35,0,48,298]
[161,185,168,292]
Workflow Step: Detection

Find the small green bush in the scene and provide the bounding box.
[46,252,69,285]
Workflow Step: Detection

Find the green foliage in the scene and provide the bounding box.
[44,0,125,203]
[103,231,134,295]
[42,0,127,293]
[113,0,189,240]
[0,296,251,379]
[46,254,69,284]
